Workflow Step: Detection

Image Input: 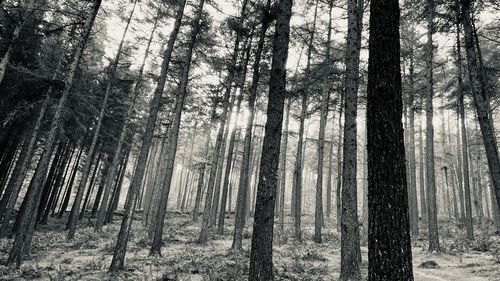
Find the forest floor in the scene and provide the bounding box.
[0,212,499,280]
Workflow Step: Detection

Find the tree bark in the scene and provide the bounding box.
[248,0,292,278]
[340,0,363,278]
[367,0,414,279]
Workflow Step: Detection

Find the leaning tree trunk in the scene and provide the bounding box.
[199,0,248,244]
[248,0,292,278]
[218,41,251,234]
[66,0,138,240]
[149,0,203,255]
[461,0,500,220]
[109,0,187,272]
[425,0,440,252]
[6,0,102,267]
[232,0,272,250]
[367,0,414,279]
[95,14,157,233]
[340,0,363,279]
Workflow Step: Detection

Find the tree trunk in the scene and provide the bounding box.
[367,0,414,279]
[6,0,102,266]
[81,152,101,219]
[248,0,292,278]
[279,100,291,230]
[336,93,344,228]
[408,49,419,235]
[149,0,204,256]
[218,42,250,233]
[231,0,270,249]
[461,0,500,221]
[199,0,248,244]
[59,142,85,217]
[315,0,333,243]
[340,0,363,278]
[95,15,156,232]
[425,0,440,252]
[108,0,187,271]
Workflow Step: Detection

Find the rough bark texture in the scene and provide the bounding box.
[248,0,292,279]
[340,0,363,279]
[367,0,414,278]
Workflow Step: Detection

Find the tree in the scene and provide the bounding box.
[66,0,138,240]
[108,0,187,271]
[366,0,414,279]
[248,0,293,279]
[340,0,364,279]
[315,0,334,244]
[199,0,248,244]
[425,0,440,252]
[150,0,205,255]
[6,0,103,267]
[232,0,272,251]
[460,0,500,220]
[95,10,158,233]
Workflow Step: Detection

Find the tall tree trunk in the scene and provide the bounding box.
[336,93,344,228]
[218,40,251,233]
[108,0,187,271]
[457,24,474,239]
[232,0,272,250]
[460,0,500,219]
[279,100,290,230]
[248,0,292,278]
[199,0,248,244]
[6,0,102,266]
[418,116,427,223]
[425,0,440,252]
[66,0,137,240]
[340,0,364,278]
[315,0,333,243]
[408,49,419,235]
[293,0,318,243]
[95,15,157,232]
[367,0,414,279]
[149,0,204,255]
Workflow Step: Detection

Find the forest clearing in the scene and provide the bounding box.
[0,0,499,280]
